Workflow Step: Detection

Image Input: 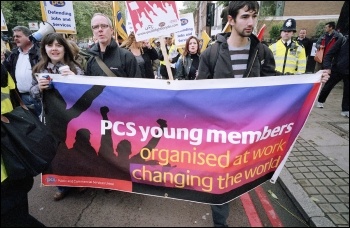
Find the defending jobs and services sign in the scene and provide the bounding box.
[40,1,76,34]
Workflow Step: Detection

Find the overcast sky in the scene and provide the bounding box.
[176,1,184,10]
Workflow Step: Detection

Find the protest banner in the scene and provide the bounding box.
[40,1,76,34]
[113,1,128,41]
[28,21,39,31]
[174,13,195,47]
[1,10,8,31]
[125,1,181,41]
[41,73,322,204]
[257,24,266,41]
[125,9,134,35]
[222,21,231,33]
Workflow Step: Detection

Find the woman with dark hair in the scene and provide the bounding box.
[29,33,85,201]
[30,33,83,99]
[175,36,201,80]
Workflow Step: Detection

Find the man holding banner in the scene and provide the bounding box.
[86,13,141,78]
[197,1,330,227]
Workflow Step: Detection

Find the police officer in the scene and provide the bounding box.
[269,18,306,75]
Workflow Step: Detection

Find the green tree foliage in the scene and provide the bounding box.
[259,1,276,17]
[180,1,198,14]
[1,1,42,32]
[73,1,114,40]
[217,1,230,7]
[73,2,96,40]
[269,23,283,42]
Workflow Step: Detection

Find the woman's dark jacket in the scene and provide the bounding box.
[175,54,200,80]
[141,47,158,78]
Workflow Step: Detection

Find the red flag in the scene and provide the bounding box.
[257,24,266,41]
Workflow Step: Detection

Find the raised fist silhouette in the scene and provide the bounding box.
[156,119,167,128]
[100,106,109,119]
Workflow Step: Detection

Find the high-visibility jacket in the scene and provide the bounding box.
[269,39,306,75]
[159,44,171,66]
[160,44,179,68]
[1,73,15,182]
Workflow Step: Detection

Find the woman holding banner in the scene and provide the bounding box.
[30,33,85,201]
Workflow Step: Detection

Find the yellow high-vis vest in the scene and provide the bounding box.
[269,40,306,75]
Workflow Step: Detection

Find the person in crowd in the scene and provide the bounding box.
[269,18,307,75]
[175,35,201,80]
[297,28,313,58]
[314,21,343,72]
[88,36,98,50]
[30,33,85,201]
[68,40,87,72]
[152,39,161,78]
[158,36,176,79]
[120,32,158,79]
[168,36,180,77]
[211,35,216,43]
[116,35,124,46]
[196,1,330,226]
[220,2,230,31]
[199,39,204,50]
[3,26,42,117]
[1,39,46,227]
[1,33,12,51]
[1,37,11,62]
[86,13,141,78]
[317,34,349,117]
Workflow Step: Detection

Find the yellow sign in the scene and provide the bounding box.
[222,22,231,33]
[200,30,211,53]
[113,1,128,41]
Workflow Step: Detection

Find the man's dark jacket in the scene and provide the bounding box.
[3,43,41,83]
[86,38,141,78]
[323,35,349,75]
[197,32,276,79]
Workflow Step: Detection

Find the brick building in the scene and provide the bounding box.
[257,1,344,40]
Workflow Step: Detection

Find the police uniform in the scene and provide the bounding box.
[269,18,306,75]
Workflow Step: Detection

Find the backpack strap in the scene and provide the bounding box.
[95,57,117,77]
[209,42,219,78]
[257,43,265,65]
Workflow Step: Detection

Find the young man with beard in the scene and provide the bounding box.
[197,1,330,226]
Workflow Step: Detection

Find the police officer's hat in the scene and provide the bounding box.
[280,18,296,32]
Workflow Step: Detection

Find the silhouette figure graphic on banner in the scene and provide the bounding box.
[137,11,153,29]
[146,1,167,19]
[145,10,158,24]
[98,106,169,181]
[128,1,178,34]
[162,1,178,21]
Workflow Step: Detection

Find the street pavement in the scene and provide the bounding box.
[279,83,349,227]
[29,83,348,227]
